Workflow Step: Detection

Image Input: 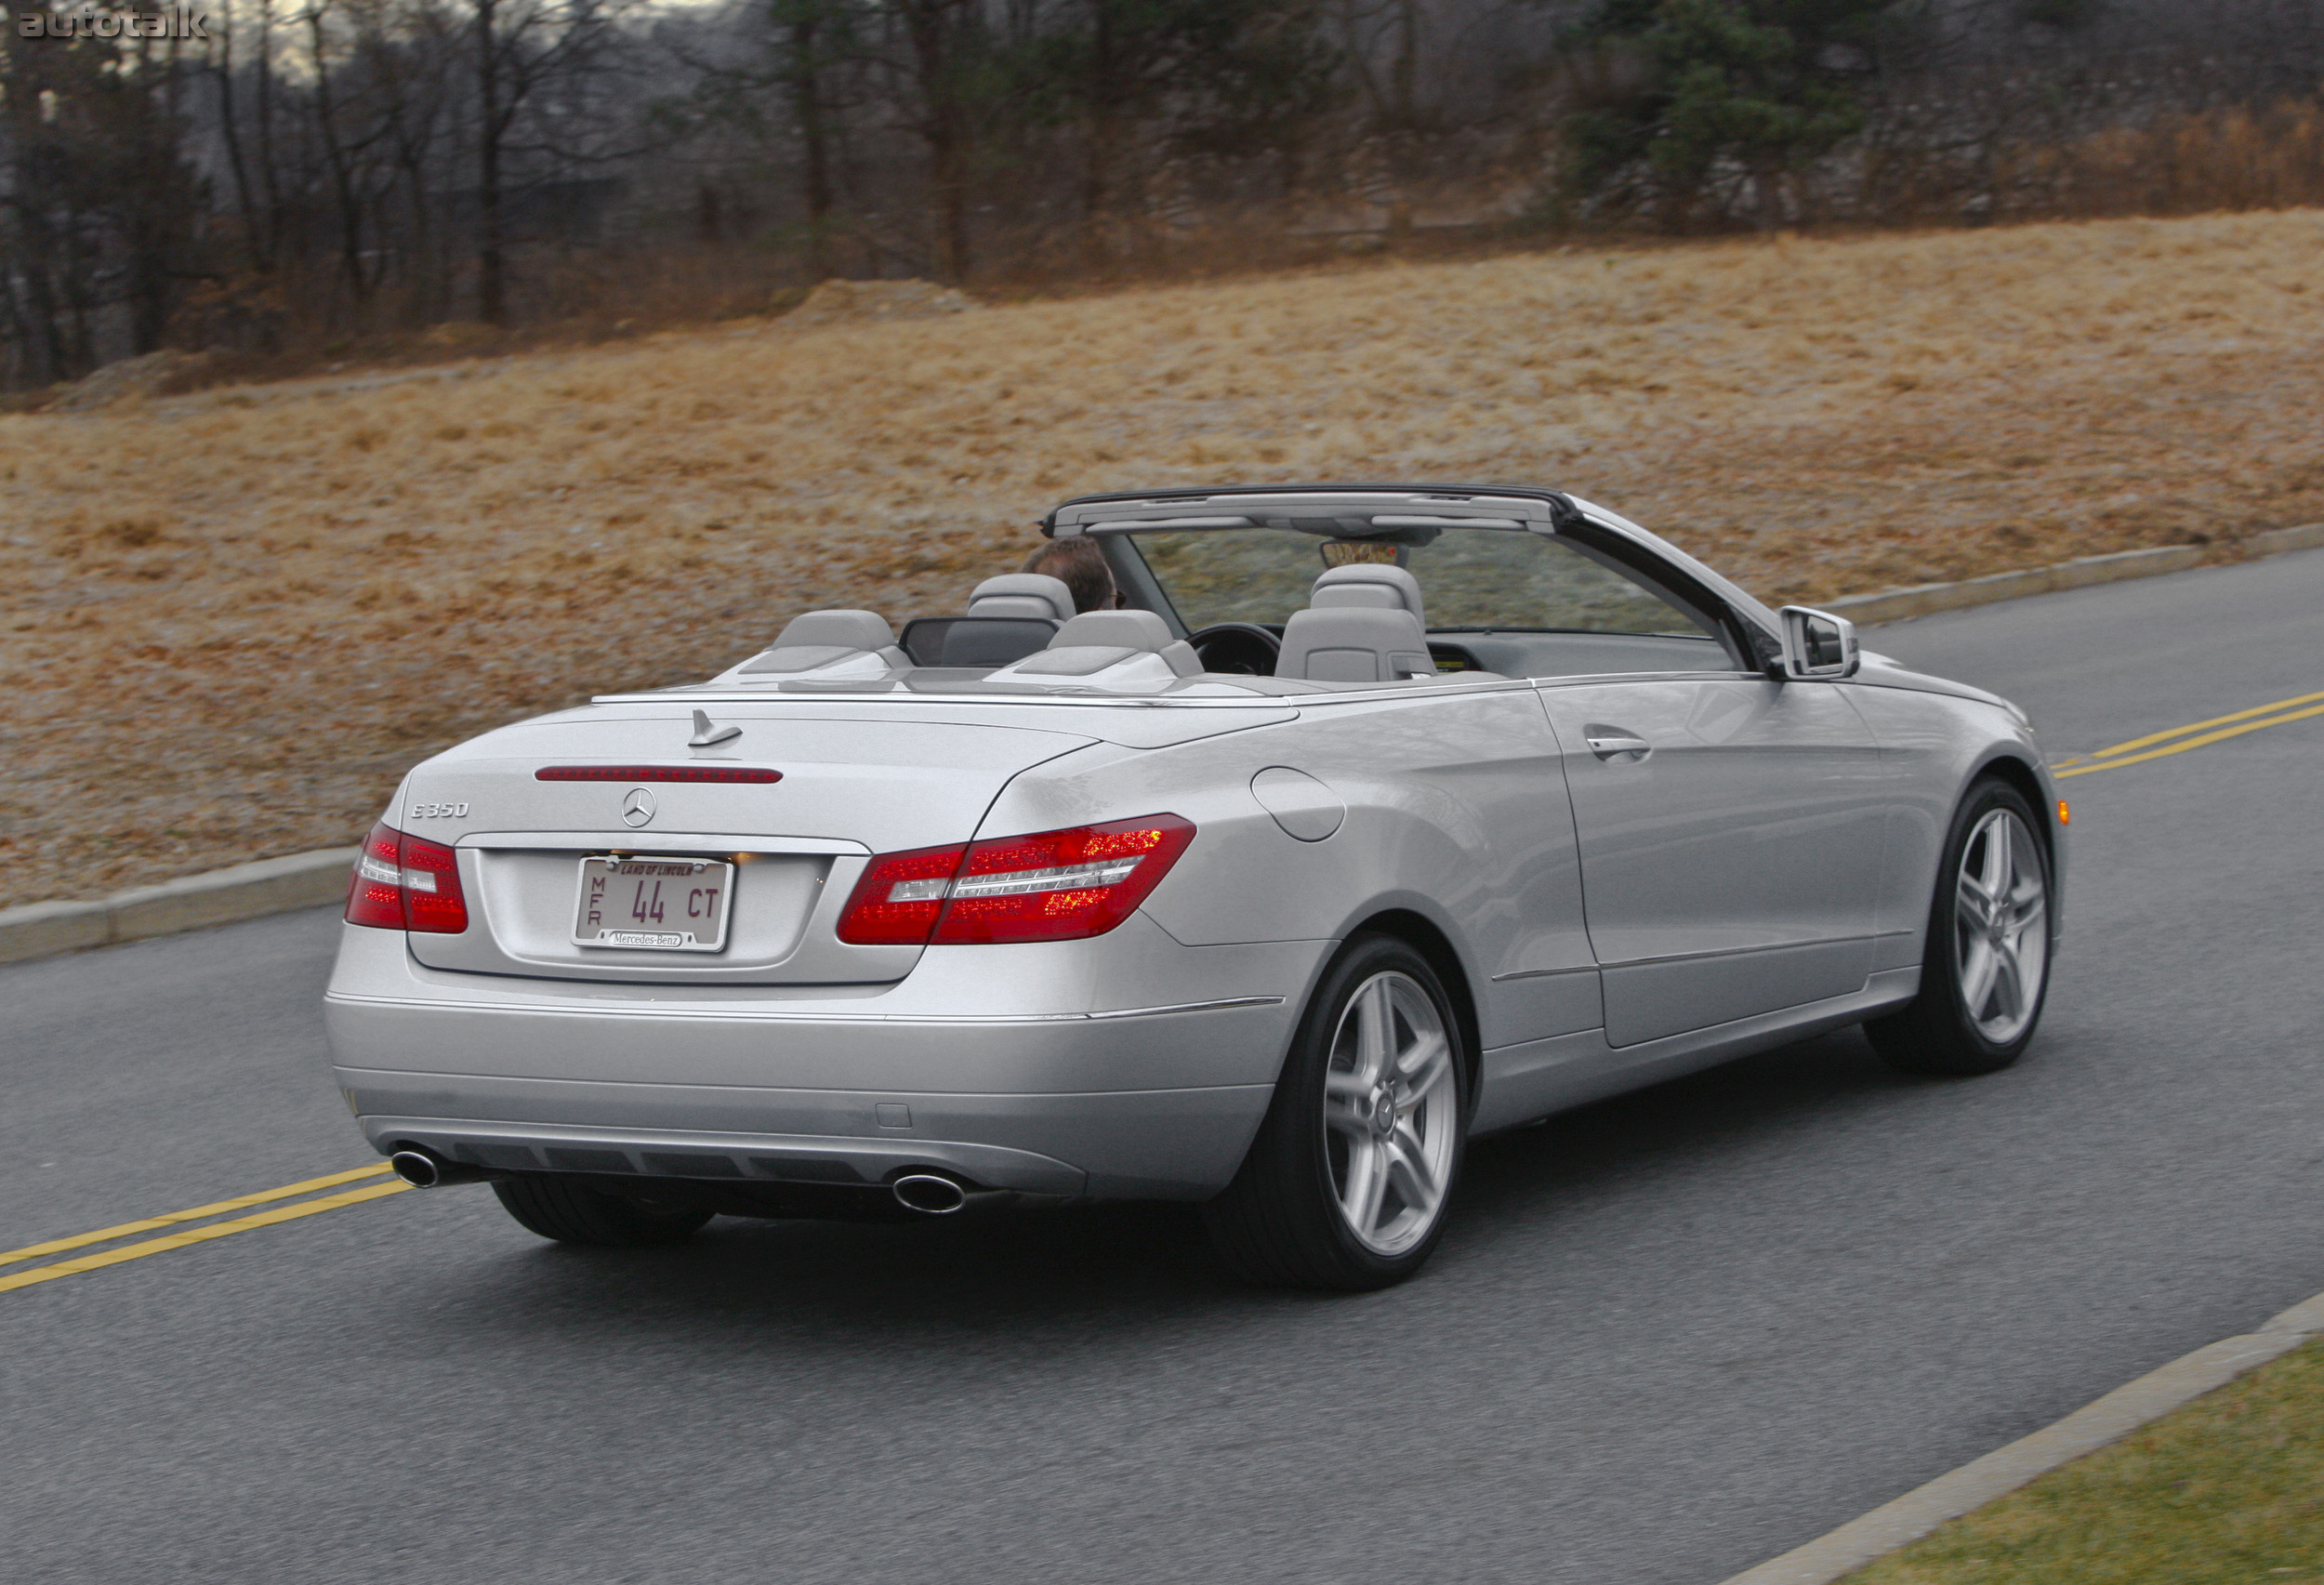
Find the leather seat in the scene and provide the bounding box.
[737,609,909,675]
[1276,565,1438,683]
[996,610,1202,680]
[1307,563,1429,626]
[963,574,1076,623]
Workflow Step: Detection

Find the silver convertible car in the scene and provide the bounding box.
[326,484,2062,1289]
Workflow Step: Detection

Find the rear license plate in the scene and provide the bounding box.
[573,856,734,952]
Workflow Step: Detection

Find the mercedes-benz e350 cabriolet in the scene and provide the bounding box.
[325,484,2061,1288]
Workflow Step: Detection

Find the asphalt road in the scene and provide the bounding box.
[5,548,2320,1585]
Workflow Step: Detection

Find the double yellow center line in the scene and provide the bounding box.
[0,1163,408,1295]
[2056,689,2324,777]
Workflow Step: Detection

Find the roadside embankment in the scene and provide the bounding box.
[5,208,2323,910]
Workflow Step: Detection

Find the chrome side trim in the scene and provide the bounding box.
[599,680,1540,707]
[461,829,871,856]
[1084,996,1285,1021]
[1532,669,1763,689]
[324,991,1286,1026]
[1590,933,1881,971]
[1487,965,1597,984]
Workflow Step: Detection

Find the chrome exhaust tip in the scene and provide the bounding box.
[891,1173,970,1215]
[389,1149,497,1188]
[389,1150,443,1187]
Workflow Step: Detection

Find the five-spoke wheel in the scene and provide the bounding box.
[1321,971,1459,1257]
[1951,805,2049,1046]
[1204,933,1468,1289]
[1868,777,2053,1076]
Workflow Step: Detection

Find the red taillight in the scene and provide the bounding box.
[345,821,470,934]
[941,816,1195,943]
[346,824,406,929]
[834,840,967,944]
[835,815,1195,947]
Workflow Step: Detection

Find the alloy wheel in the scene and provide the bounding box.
[1952,807,2049,1044]
[1320,971,1459,1256]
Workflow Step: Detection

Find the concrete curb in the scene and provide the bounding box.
[1719,1290,2324,1585]
[0,847,358,968]
[1829,522,2324,627]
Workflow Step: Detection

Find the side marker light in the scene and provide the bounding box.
[2057,799,2071,826]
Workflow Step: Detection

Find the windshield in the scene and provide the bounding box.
[1115,524,1715,638]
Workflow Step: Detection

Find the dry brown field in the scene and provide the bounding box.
[3,209,2322,910]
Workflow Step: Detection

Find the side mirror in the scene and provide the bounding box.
[1777,606,1860,680]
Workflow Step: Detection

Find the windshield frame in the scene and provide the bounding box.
[1048,484,1784,664]
[1092,519,1752,672]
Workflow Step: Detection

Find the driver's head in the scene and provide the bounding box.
[1021,534,1119,613]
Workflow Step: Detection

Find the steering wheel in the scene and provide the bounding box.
[1186,622,1282,677]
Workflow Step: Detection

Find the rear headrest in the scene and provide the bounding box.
[1048,610,1173,652]
[966,574,1075,623]
[771,609,896,652]
[1311,564,1426,630]
[999,607,1198,680]
[736,607,905,677]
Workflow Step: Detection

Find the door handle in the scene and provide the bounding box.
[1584,729,1652,762]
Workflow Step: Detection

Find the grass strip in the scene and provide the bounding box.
[1845,1338,2324,1585]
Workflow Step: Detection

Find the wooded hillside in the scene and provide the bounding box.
[6,0,2322,386]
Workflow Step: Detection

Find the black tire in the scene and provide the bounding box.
[1203,933,1469,1291]
[1867,777,2054,1077]
[491,1176,713,1248]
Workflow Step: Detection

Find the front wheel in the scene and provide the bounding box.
[492,1177,713,1247]
[1868,778,2053,1077]
[1203,934,1468,1290]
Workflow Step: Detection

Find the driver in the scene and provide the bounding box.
[1019,534,1121,614]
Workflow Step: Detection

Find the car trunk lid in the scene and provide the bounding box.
[397,709,1095,984]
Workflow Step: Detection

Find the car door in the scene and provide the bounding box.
[1535,673,1888,1047]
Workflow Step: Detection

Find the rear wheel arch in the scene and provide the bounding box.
[1205,929,1471,1288]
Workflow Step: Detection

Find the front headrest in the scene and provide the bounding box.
[1311,564,1425,629]
[1048,610,1173,652]
[1276,607,1435,684]
[771,609,895,652]
[966,574,1076,623]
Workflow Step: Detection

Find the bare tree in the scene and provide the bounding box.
[469,0,625,321]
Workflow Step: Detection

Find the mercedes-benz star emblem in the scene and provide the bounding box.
[620,787,656,827]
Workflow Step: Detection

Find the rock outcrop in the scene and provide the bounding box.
[50,350,218,412]
[783,279,977,327]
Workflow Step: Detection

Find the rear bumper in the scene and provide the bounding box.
[324,920,1317,1200]
[347,1090,1270,1199]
